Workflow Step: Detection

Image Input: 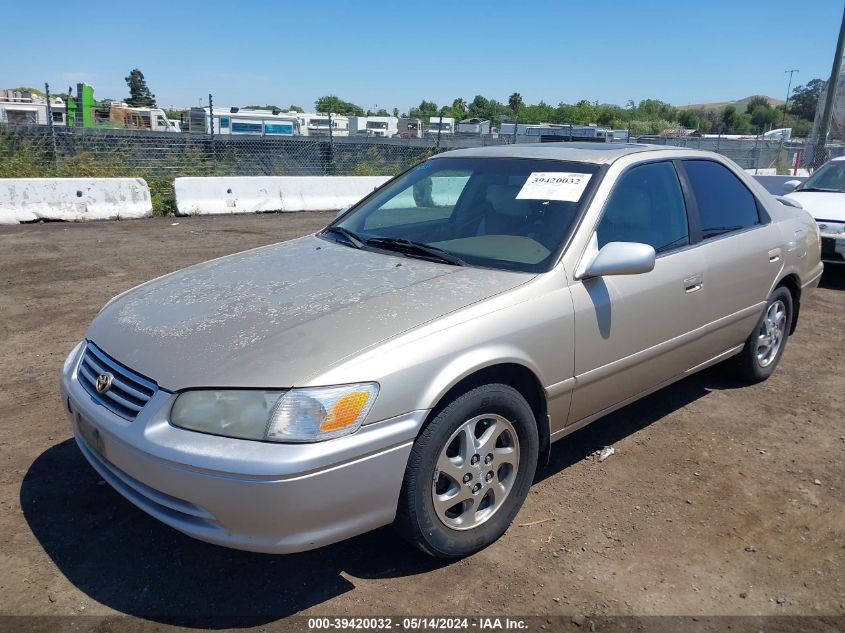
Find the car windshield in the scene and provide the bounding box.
[327,157,601,272]
[799,161,845,193]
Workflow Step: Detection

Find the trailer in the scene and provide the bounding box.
[350,116,398,137]
[307,114,348,136]
[426,115,455,136]
[398,117,423,138]
[107,104,178,132]
[499,123,625,142]
[186,107,301,135]
[457,118,490,135]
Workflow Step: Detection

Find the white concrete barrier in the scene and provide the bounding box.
[745,168,810,177]
[0,178,152,225]
[174,176,392,216]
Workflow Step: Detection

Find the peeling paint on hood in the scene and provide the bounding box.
[87,235,531,390]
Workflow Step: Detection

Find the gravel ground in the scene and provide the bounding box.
[0,213,842,631]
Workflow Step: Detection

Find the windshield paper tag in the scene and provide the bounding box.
[516,172,592,202]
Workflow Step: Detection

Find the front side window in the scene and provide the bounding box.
[683,160,760,238]
[597,161,689,254]
[331,157,600,272]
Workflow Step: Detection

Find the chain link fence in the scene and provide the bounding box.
[2,119,844,215]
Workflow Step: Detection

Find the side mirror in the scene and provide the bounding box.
[783,179,801,193]
[335,206,350,219]
[584,242,656,278]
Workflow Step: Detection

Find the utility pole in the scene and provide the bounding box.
[814,3,845,168]
[781,69,799,130]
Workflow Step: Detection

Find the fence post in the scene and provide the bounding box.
[44,82,58,170]
[327,101,335,174]
[208,93,216,168]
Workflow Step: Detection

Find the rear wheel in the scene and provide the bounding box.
[730,287,793,383]
[395,383,539,558]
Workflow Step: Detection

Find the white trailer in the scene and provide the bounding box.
[457,118,490,135]
[426,115,455,136]
[0,90,64,125]
[348,116,368,135]
[307,114,349,136]
[363,116,398,137]
[187,107,301,135]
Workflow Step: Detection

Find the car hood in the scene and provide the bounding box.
[87,235,531,391]
[784,191,845,221]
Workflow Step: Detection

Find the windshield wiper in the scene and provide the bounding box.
[702,225,743,239]
[323,226,365,249]
[797,187,843,193]
[365,236,465,266]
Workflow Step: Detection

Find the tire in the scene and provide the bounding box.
[730,287,793,383]
[395,383,539,558]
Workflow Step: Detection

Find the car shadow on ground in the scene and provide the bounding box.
[536,367,738,484]
[21,368,738,628]
[819,268,845,291]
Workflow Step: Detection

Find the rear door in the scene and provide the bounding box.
[568,160,707,423]
[677,159,783,354]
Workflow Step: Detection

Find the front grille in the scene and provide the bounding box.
[77,342,157,420]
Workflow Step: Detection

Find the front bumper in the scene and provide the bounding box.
[820,234,845,264]
[59,342,426,553]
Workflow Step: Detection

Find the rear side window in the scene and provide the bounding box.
[683,160,760,239]
[597,161,689,254]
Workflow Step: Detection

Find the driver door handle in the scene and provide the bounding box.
[684,274,703,293]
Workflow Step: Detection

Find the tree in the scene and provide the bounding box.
[124,69,156,107]
[467,95,491,120]
[749,104,778,131]
[287,105,304,112]
[721,105,738,130]
[409,100,439,122]
[314,95,364,116]
[789,79,823,121]
[678,109,700,130]
[245,104,281,111]
[392,107,400,118]
[744,96,771,113]
[508,92,524,121]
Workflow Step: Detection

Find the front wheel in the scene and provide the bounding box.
[395,383,539,558]
[730,287,793,383]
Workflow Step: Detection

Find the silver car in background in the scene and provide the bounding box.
[60,144,822,558]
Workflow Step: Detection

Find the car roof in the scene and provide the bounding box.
[436,142,690,165]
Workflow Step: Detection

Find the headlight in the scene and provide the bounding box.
[170,383,379,443]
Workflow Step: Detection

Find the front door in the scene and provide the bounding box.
[568,160,706,423]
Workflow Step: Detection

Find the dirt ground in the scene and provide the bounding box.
[0,213,843,630]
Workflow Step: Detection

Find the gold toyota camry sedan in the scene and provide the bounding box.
[61,144,822,558]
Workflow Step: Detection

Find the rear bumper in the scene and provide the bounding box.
[60,342,426,553]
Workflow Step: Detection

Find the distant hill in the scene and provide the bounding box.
[676,95,785,111]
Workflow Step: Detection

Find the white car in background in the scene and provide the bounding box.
[785,156,845,264]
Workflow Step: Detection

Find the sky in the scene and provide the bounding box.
[2,0,843,113]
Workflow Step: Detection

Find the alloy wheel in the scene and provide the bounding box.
[431,414,520,530]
